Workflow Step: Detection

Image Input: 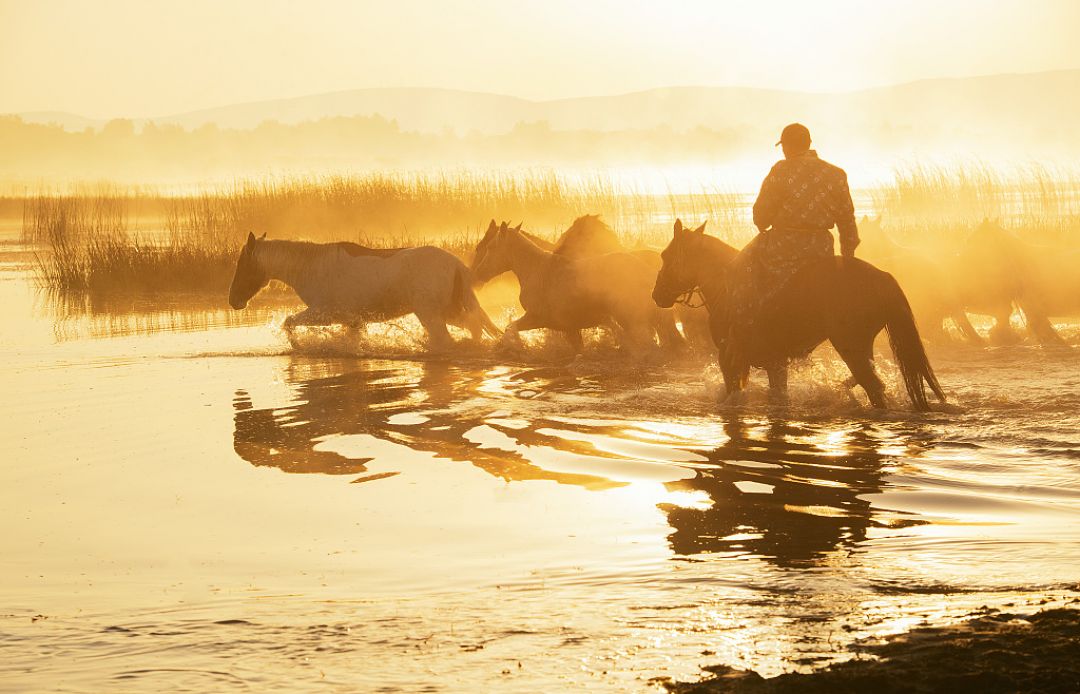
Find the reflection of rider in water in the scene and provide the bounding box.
[729,123,860,332]
[661,415,906,567]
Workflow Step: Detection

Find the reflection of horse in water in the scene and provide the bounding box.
[231,358,620,489]
[472,221,679,354]
[662,415,923,566]
[228,232,500,351]
[653,220,946,410]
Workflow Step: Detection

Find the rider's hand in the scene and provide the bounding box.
[841,237,859,258]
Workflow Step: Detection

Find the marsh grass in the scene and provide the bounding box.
[23,171,750,293]
[23,165,1079,295]
[870,163,1080,245]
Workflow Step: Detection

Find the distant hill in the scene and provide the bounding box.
[11,70,1080,141]
[4,70,1079,183]
[14,111,107,131]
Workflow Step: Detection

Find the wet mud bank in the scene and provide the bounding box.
[666,605,1080,693]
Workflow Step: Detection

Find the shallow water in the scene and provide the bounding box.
[2,238,1080,692]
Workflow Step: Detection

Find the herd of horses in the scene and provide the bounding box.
[227,214,1073,411]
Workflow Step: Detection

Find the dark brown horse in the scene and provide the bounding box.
[652,220,946,410]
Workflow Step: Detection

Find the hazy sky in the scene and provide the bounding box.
[3,0,1079,117]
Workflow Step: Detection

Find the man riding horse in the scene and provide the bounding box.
[729,123,860,335]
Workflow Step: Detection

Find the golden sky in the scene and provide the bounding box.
[2,0,1079,117]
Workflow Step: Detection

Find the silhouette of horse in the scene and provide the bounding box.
[472,221,671,353]
[858,217,983,344]
[652,220,946,410]
[951,219,1065,344]
[229,232,500,351]
[508,215,700,350]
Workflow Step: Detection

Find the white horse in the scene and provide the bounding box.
[229,233,500,350]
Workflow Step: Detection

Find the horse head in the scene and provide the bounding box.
[653,219,707,308]
[229,231,269,309]
[472,220,518,283]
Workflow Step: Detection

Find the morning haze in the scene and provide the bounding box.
[4,2,1080,693]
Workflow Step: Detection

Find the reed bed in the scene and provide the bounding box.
[869,162,1080,245]
[22,171,749,293]
[20,165,1079,295]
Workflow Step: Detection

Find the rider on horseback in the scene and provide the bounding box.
[729,123,860,332]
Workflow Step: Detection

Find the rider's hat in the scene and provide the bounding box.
[776,123,811,149]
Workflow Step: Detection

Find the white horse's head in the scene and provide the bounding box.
[229,232,269,309]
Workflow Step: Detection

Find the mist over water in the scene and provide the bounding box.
[3,224,1079,692]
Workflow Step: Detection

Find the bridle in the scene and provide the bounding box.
[674,286,707,309]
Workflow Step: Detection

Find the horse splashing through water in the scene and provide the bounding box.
[471,221,673,354]
[228,233,500,352]
[500,216,694,351]
[652,220,946,411]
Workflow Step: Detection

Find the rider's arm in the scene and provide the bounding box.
[834,170,859,257]
[752,165,781,233]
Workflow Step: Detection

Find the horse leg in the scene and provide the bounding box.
[449,314,484,345]
[283,307,324,330]
[562,329,584,354]
[615,314,656,358]
[416,311,455,353]
[718,346,749,405]
[499,312,544,350]
[766,361,789,405]
[950,311,985,345]
[654,308,686,353]
[834,342,887,408]
[989,305,1020,345]
[1018,301,1065,345]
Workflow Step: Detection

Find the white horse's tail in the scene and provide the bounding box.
[453,264,502,339]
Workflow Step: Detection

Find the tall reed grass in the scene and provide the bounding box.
[869,163,1080,245]
[21,165,1079,294]
[23,171,750,293]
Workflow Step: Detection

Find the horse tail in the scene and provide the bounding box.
[453,263,502,339]
[881,272,946,410]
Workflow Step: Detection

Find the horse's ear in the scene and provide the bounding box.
[487,219,497,232]
[246,232,256,245]
[514,222,522,231]
[673,219,683,234]
[693,221,706,234]
[259,232,267,240]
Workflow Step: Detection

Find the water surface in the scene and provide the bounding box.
[2,237,1079,692]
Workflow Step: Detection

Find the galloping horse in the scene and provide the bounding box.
[951,220,1065,344]
[229,232,500,351]
[472,221,669,353]
[858,217,984,344]
[511,215,700,350]
[653,220,946,410]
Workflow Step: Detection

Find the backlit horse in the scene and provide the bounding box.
[512,215,698,350]
[472,221,669,354]
[229,233,500,351]
[653,220,945,410]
